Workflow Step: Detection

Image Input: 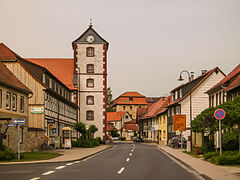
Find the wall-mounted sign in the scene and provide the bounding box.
[31,107,44,114]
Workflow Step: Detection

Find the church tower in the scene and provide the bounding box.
[72,22,108,139]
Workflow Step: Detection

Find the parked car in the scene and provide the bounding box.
[133,136,144,142]
[170,136,187,148]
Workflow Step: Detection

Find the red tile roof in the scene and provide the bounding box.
[226,74,240,92]
[107,111,127,122]
[26,58,76,90]
[140,97,170,119]
[0,43,21,61]
[0,62,32,94]
[124,123,138,131]
[125,119,137,124]
[207,64,240,93]
[106,123,118,131]
[111,91,147,107]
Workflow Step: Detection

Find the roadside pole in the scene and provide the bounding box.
[181,131,183,149]
[214,109,225,156]
[219,119,222,156]
[17,125,20,160]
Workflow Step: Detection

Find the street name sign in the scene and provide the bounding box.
[13,119,25,124]
[173,115,186,131]
[214,109,225,120]
[7,124,18,127]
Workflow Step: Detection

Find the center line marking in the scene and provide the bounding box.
[131,149,134,152]
[117,167,125,174]
[129,153,132,156]
[74,161,80,163]
[29,178,40,180]
[56,166,66,169]
[42,171,55,175]
[66,163,74,166]
[126,158,130,162]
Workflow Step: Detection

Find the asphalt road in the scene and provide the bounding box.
[0,142,201,180]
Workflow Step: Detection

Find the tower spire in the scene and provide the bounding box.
[89,18,93,27]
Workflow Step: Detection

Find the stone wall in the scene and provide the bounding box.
[27,128,45,151]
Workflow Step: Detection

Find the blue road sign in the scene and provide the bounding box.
[214,109,226,120]
[13,119,25,124]
[7,124,18,127]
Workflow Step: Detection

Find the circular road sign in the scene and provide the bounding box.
[214,109,226,120]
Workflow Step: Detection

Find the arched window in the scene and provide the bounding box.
[87,78,94,88]
[86,96,94,105]
[87,64,94,73]
[86,110,94,120]
[86,47,94,57]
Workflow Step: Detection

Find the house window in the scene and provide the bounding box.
[163,130,166,139]
[86,47,94,57]
[219,92,222,104]
[216,93,219,106]
[12,94,17,111]
[6,92,11,110]
[87,64,94,73]
[211,95,214,107]
[20,96,24,113]
[180,89,182,98]
[49,78,52,89]
[87,79,94,88]
[42,74,46,84]
[223,91,225,103]
[87,96,94,105]
[130,106,132,111]
[209,96,211,107]
[139,106,141,108]
[172,92,175,101]
[163,116,166,123]
[175,92,178,100]
[123,106,125,110]
[86,110,94,120]
[129,97,133,103]
[0,90,2,108]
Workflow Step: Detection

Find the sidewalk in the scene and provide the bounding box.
[0,145,112,165]
[158,144,240,180]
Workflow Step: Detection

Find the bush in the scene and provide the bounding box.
[0,146,15,161]
[72,138,102,148]
[204,151,219,160]
[212,154,240,165]
[222,130,239,151]
[202,140,215,154]
[96,137,105,144]
[120,137,126,141]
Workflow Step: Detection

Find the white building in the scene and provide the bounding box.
[72,24,109,139]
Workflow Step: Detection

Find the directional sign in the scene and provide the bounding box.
[7,124,18,127]
[214,109,225,120]
[13,119,25,124]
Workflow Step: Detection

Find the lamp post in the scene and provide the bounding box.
[178,70,192,152]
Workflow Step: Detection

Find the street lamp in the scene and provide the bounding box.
[178,70,193,152]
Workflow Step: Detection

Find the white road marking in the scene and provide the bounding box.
[66,162,74,166]
[74,161,80,163]
[117,167,125,174]
[129,153,132,156]
[42,171,55,175]
[29,177,40,180]
[131,149,134,152]
[126,158,130,162]
[55,166,66,170]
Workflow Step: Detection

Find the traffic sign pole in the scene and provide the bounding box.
[214,109,225,156]
[17,125,20,160]
[219,119,222,156]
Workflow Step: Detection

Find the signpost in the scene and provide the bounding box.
[173,115,186,149]
[13,119,25,160]
[214,109,225,156]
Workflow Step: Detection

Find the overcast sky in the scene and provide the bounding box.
[1,0,240,98]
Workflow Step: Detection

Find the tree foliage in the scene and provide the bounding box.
[75,122,87,139]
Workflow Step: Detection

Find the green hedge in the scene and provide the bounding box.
[211,154,240,165]
[0,146,15,161]
[72,137,104,148]
[204,151,219,160]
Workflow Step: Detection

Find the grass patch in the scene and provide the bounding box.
[0,151,61,162]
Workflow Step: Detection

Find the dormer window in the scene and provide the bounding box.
[42,74,46,84]
[129,97,133,103]
[86,47,94,57]
[87,64,94,73]
[179,89,182,98]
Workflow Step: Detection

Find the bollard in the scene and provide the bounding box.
[195,144,198,157]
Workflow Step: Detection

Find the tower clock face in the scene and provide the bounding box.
[86,35,94,43]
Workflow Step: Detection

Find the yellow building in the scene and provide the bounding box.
[111,92,147,119]
[158,108,168,145]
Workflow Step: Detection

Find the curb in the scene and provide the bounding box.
[158,147,213,180]
[0,145,113,166]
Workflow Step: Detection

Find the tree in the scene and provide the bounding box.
[75,122,87,139]
[191,96,240,153]
[88,125,98,138]
[107,87,115,112]
[0,119,10,151]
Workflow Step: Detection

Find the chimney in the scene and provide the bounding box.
[190,72,194,81]
[201,70,207,74]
